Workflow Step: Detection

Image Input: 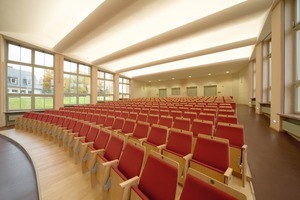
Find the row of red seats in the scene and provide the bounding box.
[16,109,247,187]
[15,111,247,199]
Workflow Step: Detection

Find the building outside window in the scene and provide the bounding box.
[97,71,114,101]
[64,60,91,105]
[7,43,54,110]
[119,77,130,100]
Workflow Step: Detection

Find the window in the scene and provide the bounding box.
[64,60,91,105]
[171,88,180,96]
[7,44,54,110]
[97,71,114,101]
[295,0,300,112]
[119,77,130,100]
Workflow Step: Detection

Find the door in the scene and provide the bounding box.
[204,85,217,96]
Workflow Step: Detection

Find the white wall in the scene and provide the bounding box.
[237,63,252,105]
[131,73,249,103]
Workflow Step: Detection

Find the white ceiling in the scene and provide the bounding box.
[0,0,274,82]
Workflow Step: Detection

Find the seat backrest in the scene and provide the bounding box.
[103,116,115,127]
[198,113,215,124]
[137,113,148,122]
[132,121,150,139]
[216,114,238,125]
[104,134,124,161]
[128,112,138,121]
[166,128,192,156]
[96,114,106,125]
[120,119,136,134]
[90,114,99,123]
[56,117,65,126]
[158,115,173,128]
[79,123,91,137]
[147,114,159,125]
[84,113,93,122]
[191,119,213,137]
[180,168,246,200]
[93,128,111,150]
[182,111,197,123]
[193,135,229,173]
[120,111,129,119]
[218,109,235,115]
[158,109,169,117]
[111,117,125,130]
[85,126,100,143]
[73,121,83,132]
[79,113,87,120]
[117,142,145,179]
[146,124,168,146]
[169,110,182,119]
[62,117,71,128]
[41,114,49,122]
[66,119,75,129]
[215,122,244,148]
[173,117,191,131]
[135,152,178,200]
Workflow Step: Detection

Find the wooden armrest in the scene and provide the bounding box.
[124,133,133,137]
[68,132,78,136]
[224,168,233,185]
[92,149,105,154]
[224,168,233,177]
[81,142,94,146]
[183,153,193,161]
[102,159,119,167]
[158,144,167,149]
[74,136,85,140]
[120,176,139,188]
[242,144,247,150]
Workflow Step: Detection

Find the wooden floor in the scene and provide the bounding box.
[1,105,300,200]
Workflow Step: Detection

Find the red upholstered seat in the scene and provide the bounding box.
[191,119,214,137]
[172,117,191,131]
[130,153,178,200]
[180,169,246,200]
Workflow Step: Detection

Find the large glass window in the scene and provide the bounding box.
[171,88,180,96]
[97,71,114,101]
[119,77,130,100]
[64,60,91,105]
[7,44,54,110]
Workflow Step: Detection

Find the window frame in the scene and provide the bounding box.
[97,70,114,102]
[6,42,55,111]
[63,60,91,105]
[119,77,130,100]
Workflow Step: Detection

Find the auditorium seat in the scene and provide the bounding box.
[216,114,238,125]
[158,115,173,128]
[146,114,159,125]
[189,134,232,185]
[142,124,168,160]
[172,117,191,131]
[81,128,111,173]
[127,121,150,144]
[198,112,215,125]
[91,133,125,187]
[180,168,247,200]
[182,111,198,123]
[66,122,91,155]
[73,125,100,163]
[215,122,247,186]
[130,151,179,200]
[106,141,145,200]
[161,128,193,184]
